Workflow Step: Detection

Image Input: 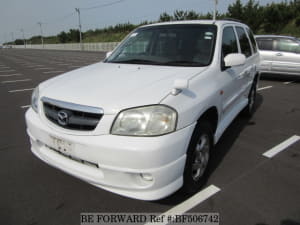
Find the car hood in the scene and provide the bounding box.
[40,62,206,114]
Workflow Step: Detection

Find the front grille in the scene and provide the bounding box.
[42,97,103,131]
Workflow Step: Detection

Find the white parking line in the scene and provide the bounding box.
[26,65,44,68]
[22,63,36,66]
[0,66,10,69]
[1,79,31,84]
[258,86,273,91]
[9,88,34,93]
[0,70,16,73]
[284,81,295,85]
[34,67,52,70]
[43,71,65,74]
[20,105,31,109]
[144,185,220,225]
[56,63,70,66]
[263,135,300,158]
[0,73,22,77]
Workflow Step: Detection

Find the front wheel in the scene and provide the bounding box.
[182,121,213,193]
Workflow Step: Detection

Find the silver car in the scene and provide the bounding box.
[255,35,300,76]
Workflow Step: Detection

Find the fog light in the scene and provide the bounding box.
[140,173,153,181]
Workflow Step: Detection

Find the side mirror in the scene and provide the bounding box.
[224,53,246,67]
[106,51,112,58]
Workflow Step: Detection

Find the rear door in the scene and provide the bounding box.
[256,37,275,72]
[272,38,300,75]
[235,26,257,101]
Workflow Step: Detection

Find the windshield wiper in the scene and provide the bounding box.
[110,59,160,65]
[164,60,205,67]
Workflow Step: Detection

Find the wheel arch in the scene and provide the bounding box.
[254,72,260,83]
[197,106,219,136]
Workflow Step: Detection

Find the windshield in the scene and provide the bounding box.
[105,24,217,67]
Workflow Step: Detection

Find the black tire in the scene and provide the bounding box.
[241,80,257,118]
[182,120,213,194]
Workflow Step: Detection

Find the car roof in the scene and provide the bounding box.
[140,19,247,28]
[255,35,297,40]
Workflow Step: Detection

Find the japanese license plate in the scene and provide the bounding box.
[50,136,74,155]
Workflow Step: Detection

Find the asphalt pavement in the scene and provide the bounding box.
[0,49,299,225]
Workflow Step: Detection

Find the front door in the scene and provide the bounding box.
[272,38,300,75]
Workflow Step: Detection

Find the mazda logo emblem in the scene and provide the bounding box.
[57,110,69,126]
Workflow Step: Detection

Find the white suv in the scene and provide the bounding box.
[26,20,260,200]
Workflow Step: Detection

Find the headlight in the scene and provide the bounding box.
[111,105,177,136]
[31,87,39,113]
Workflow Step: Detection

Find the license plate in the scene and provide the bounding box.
[50,136,74,155]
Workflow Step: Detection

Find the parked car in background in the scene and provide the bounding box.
[255,35,300,76]
[26,20,259,200]
[1,45,12,49]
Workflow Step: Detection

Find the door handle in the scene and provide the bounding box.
[276,53,283,56]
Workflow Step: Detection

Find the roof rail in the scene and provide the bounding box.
[221,18,242,23]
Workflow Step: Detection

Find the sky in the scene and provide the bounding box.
[0,0,284,44]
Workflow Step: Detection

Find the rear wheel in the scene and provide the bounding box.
[182,121,213,193]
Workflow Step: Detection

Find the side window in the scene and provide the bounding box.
[256,38,274,51]
[222,26,238,58]
[246,28,257,53]
[236,27,252,57]
[275,39,299,53]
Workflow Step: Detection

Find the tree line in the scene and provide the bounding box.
[10,0,300,45]
[158,0,300,34]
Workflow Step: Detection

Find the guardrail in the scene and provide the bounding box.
[12,42,119,52]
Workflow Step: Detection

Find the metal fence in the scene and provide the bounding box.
[12,42,119,52]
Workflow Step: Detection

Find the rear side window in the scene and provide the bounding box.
[275,38,300,53]
[246,28,257,53]
[222,26,238,58]
[236,27,252,57]
[256,38,273,50]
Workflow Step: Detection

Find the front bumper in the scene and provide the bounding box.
[25,108,196,200]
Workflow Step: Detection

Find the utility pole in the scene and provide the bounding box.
[75,8,83,51]
[213,0,218,21]
[20,28,26,48]
[38,22,44,48]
